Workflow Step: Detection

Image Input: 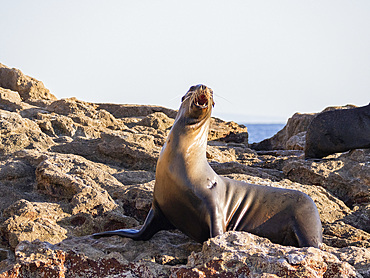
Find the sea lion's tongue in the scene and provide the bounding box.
[196,94,208,107]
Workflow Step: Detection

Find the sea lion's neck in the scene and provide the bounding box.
[167,115,210,162]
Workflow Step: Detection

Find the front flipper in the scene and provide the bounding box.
[93,203,174,241]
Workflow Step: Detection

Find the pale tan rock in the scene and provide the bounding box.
[323,221,370,248]
[0,110,54,155]
[36,113,77,137]
[47,98,123,133]
[35,153,119,215]
[0,88,22,111]
[137,112,174,130]
[0,200,69,249]
[344,204,370,234]
[173,232,360,277]
[209,118,248,143]
[283,149,370,206]
[97,132,161,170]
[7,231,366,278]
[322,244,370,278]
[97,103,178,118]
[6,231,201,278]
[0,63,57,102]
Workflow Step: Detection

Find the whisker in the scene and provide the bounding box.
[169,94,183,103]
[182,95,192,103]
[214,93,233,105]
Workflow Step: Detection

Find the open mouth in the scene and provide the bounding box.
[194,94,208,108]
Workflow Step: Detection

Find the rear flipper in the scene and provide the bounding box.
[93,204,174,241]
[293,217,323,248]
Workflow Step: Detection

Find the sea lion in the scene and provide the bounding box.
[93,85,322,247]
[305,104,370,159]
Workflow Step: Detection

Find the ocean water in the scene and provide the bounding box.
[243,123,285,143]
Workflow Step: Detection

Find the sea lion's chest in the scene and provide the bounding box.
[153,151,217,241]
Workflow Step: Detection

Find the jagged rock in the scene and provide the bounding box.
[116,181,155,222]
[322,244,370,278]
[1,231,201,278]
[0,63,56,102]
[0,200,68,249]
[344,204,370,234]
[251,105,364,154]
[36,113,77,137]
[283,149,370,207]
[0,110,54,155]
[251,112,314,150]
[137,112,174,130]
[305,104,369,159]
[50,131,161,170]
[173,232,361,277]
[1,232,367,277]
[323,221,370,248]
[97,132,161,170]
[0,88,23,112]
[209,118,248,143]
[35,153,119,215]
[113,169,155,185]
[97,103,178,119]
[47,98,124,136]
[286,131,306,150]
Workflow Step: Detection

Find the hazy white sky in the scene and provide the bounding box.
[1,1,369,123]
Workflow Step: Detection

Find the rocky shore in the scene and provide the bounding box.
[0,63,369,277]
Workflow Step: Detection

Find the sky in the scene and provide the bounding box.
[1,1,369,123]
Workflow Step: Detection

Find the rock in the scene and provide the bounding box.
[47,98,123,134]
[0,88,23,112]
[97,132,161,171]
[113,169,155,185]
[0,110,54,155]
[117,181,155,222]
[2,231,201,278]
[0,200,68,249]
[209,118,249,143]
[173,232,361,277]
[322,245,370,278]
[36,113,78,137]
[344,204,370,234]
[0,151,46,217]
[251,112,314,150]
[305,104,369,159]
[0,63,57,102]
[137,112,174,130]
[35,153,119,215]
[50,131,161,170]
[97,103,178,119]
[283,149,370,207]
[286,131,306,150]
[2,231,367,277]
[323,221,370,248]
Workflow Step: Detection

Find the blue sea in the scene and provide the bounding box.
[242,123,285,143]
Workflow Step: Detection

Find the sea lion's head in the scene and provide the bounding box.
[179,84,214,124]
